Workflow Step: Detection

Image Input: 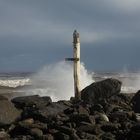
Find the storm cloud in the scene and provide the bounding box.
[0,0,140,71]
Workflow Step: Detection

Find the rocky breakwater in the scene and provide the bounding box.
[0,78,140,140]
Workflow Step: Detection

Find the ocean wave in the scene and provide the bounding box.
[0,78,31,88]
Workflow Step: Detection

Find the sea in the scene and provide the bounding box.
[0,62,139,101]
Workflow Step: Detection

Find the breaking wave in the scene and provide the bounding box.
[28,61,93,101]
[0,78,31,88]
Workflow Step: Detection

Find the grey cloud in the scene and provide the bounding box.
[0,0,140,71]
[1,0,140,44]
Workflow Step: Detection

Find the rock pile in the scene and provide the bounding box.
[0,78,140,140]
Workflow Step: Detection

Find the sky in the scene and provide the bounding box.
[0,0,140,72]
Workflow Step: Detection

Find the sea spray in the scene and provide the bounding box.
[120,71,140,93]
[29,61,93,101]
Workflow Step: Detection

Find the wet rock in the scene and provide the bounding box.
[90,104,104,114]
[21,118,34,125]
[120,121,133,131]
[12,95,52,109]
[70,114,92,124]
[0,130,10,140]
[81,78,121,104]
[37,102,70,121]
[77,132,99,140]
[54,126,80,140]
[0,95,8,100]
[54,132,70,140]
[55,113,70,123]
[109,93,133,105]
[13,135,34,140]
[95,113,109,124]
[108,94,132,111]
[42,134,54,140]
[99,132,116,140]
[0,98,21,126]
[135,113,140,122]
[131,90,140,113]
[109,111,133,123]
[18,120,48,131]
[89,115,96,125]
[29,128,43,138]
[77,124,101,135]
[77,106,89,115]
[100,122,120,132]
[55,126,74,135]
[127,124,140,140]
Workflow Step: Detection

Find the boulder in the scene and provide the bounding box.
[109,111,134,123]
[100,122,120,132]
[18,120,48,131]
[42,134,54,140]
[77,132,99,140]
[0,130,10,140]
[94,113,109,123]
[70,114,92,124]
[12,95,52,109]
[54,132,70,140]
[36,102,70,121]
[128,124,140,140]
[81,78,122,104]
[0,96,21,126]
[77,124,101,135]
[29,128,43,138]
[131,90,140,113]
[99,132,116,140]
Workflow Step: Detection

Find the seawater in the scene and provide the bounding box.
[0,61,139,101]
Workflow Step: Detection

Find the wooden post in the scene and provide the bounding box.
[73,30,81,99]
[65,30,81,100]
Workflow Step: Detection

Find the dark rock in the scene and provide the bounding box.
[77,124,102,135]
[0,95,8,100]
[37,102,70,121]
[120,121,134,131]
[135,113,140,122]
[109,93,132,105]
[42,134,54,140]
[64,108,74,115]
[13,135,34,140]
[107,94,132,111]
[89,115,96,124]
[77,132,99,140]
[94,113,109,124]
[29,128,43,138]
[127,124,140,140]
[0,130,10,140]
[77,106,89,115]
[55,126,74,135]
[109,111,133,123]
[100,132,116,140]
[12,95,52,109]
[100,122,120,132]
[18,120,48,131]
[54,132,70,140]
[0,98,21,126]
[90,104,104,114]
[54,126,80,140]
[81,78,121,104]
[55,113,70,123]
[131,90,140,113]
[70,114,92,124]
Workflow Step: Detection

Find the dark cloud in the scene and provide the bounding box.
[0,0,140,71]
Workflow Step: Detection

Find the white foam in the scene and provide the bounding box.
[29,61,93,101]
[0,78,31,88]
